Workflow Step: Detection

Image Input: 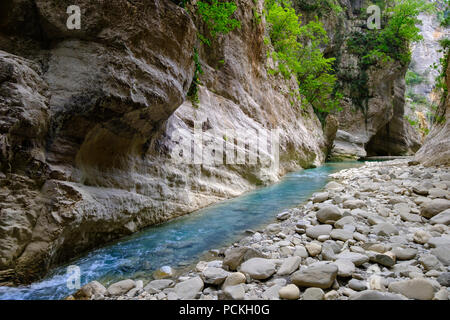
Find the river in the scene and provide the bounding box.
[0,161,363,300]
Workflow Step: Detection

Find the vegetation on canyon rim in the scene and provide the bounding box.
[180,0,442,127]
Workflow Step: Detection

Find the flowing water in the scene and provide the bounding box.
[0,161,363,300]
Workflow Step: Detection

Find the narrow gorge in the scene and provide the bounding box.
[0,0,449,302]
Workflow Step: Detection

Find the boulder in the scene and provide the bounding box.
[223,247,265,271]
[278,284,300,300]
[316,205,342,224]
[306,225,333,239]
[291,264,338,289]
[174,277,204,300]
[388,278,436,300]
[73,281,107,299]
[239,258,276,280]
[107,279,136,296]
[420,199,450,218]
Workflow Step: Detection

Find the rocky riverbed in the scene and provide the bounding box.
[70,160,450,300]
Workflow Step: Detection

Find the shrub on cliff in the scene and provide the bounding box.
[265,0,342,120]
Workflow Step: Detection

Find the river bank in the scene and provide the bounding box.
[72,159,450,300]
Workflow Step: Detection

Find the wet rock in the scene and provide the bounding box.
[240,258,276,280]
[388,278,436,300]
[107,279,136,296]
[74,281,107,299]
[278,284,300,300]
[291,264,338,289]
[174,277,204,300]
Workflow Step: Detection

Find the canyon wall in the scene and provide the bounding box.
[415,53,450,166]
[311,0,423,159]
[0,0,326,285]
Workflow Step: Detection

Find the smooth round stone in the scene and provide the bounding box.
[291,264,338,289]
[107,279,136,296]
[222,272,247,288]
[302,287,325,300]
[348,279,368,291]
[306,225,333,239]
[330,229,354,241]
[278,284,300,300]
[312,192,329,203]
[388,278,436,300]
[392,247,417,260]
[413,230,431,244]
[437,272,450,286]
[371,252,396,268]
[316,205,342,223]
[334,259,355,278]
[224,284,245,300]
[306,243,322,257]
[318,235,331,242]
[239,258,276,280]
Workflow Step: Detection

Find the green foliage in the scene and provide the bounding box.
[187,48,204,108]
[265,0,342,118]
[348,0,435,67]
[196,0,241,45]
[404,114,418,127]
[438,0,450,26]
[406,89,428,104]
[293,0,343,14]
[405,70,426,85]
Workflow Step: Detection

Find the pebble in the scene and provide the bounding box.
[278,284,300,300]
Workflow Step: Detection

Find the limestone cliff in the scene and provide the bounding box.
[0,0,326,285]
[415,53,450,166]
[305,0,424,159]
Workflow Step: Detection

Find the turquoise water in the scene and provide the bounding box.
[0,161,361,300]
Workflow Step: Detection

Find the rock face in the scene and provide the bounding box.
[0,0,327,284]
[415,54,450,166]
[313,2,424,159]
